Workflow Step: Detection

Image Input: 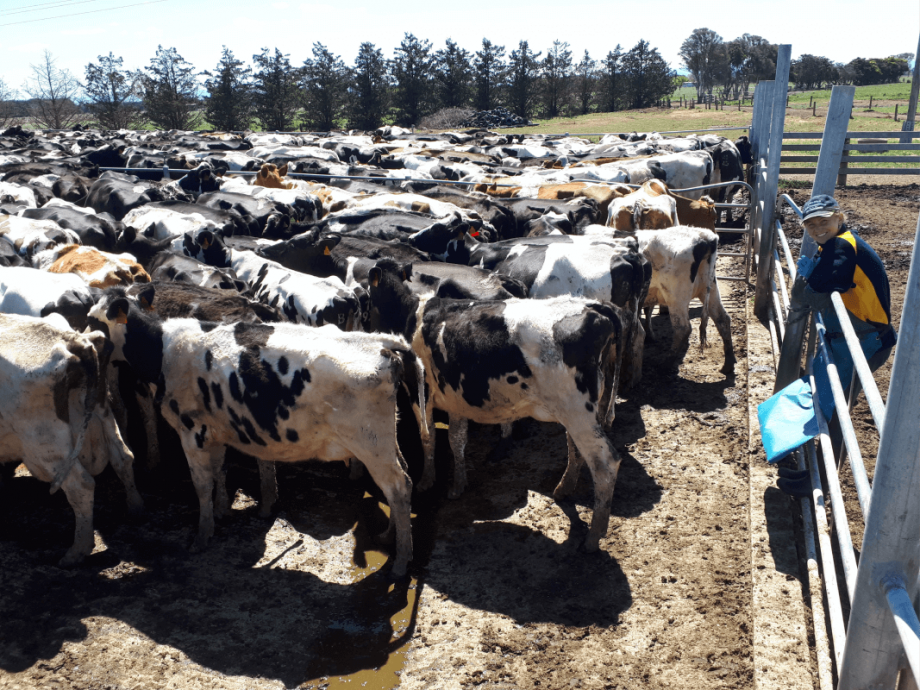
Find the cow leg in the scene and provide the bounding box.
[487,422,514,463]
[708,288,736,375]
[644,306,656,342]
[553,432,584,500]
[668,301,693,369]
[347,458,365,481]
[183,445,216,552]
[416,401,436,492]
[100,407,144,516]
[565,421,620,552]
[107,365,129,440]
[135,383,161,469]
[257,460,278,518]
[59,462,96,567]
[447,416,469,499]
[359,452,414,578]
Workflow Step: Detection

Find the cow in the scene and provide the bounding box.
[0,214,82,260]
[197,191,294,238]
[635,226,735,376]
[0,266,98,330]
[87,286,419,576]
[614,151,713,200]
[364,265,624,552]
[148,252,248,293]
[84,175,169,220]
[0,313,142,565]
[606,181,678,231]
[22,205,120,252]
[254,163,294,190]
[37,245,151,288]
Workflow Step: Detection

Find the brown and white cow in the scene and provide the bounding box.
[37,245,151,288]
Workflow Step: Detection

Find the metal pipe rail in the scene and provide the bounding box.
[883,576,920,686]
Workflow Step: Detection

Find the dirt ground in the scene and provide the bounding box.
[777,183,919,553]
[0,256,756,690]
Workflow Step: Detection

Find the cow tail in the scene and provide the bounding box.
[700,238,719,349]
[50,342,101,495]
[414,354,428,439]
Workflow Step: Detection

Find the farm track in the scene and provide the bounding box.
[2,250,754,689]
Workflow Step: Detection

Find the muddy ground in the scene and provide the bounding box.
[2,237,756,689]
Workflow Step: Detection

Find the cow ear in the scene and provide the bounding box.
[278,163,288,176]
[401,263,413,281]
[319,237,337,255]
[121,226,137,243]
[136,284,156,311]
[106,297,130,325]
[368,267,382,288]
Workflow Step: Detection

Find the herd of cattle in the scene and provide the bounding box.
[0,124,751,576]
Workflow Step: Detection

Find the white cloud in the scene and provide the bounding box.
[272,2,290,8]
[59,27,105,36]
[7,42,48,54]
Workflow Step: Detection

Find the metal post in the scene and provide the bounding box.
[749,81,774,260]
[838,209,920,689]
[754,45,792,320]
[838,138,850,188]
[901,34,920,143]
[773,85,855,392]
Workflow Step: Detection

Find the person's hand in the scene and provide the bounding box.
[796,254,817,280]
[790,275,809,304]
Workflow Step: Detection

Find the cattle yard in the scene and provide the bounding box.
[1,67,919,689]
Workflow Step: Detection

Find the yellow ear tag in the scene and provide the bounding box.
[140,297,154,312]
[115,310,128,325]
[370,275,380,288]
[200,238,210,249]
[324,246,331,256]
[401,271,407,280]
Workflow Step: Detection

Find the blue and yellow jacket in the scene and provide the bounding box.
[801,226,896,346]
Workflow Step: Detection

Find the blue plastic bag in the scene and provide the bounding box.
[757,377,819,463]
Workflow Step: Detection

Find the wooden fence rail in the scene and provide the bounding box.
[779,130,920,178]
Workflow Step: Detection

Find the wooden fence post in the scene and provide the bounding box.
[753,45,793,320]
[869,95,873,110]
[838,208,920,690]
[837,138,850,188]
[813,103,817,117]
[901,32,920,142]
[896,103,900,121]
[773,85,855,392]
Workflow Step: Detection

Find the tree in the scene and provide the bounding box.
[0,78,18,128]
[202,47,253,132]
[301,43,347,131]
[575,50,597,115]
[473,39,505,111]
[597,45,623,113]
[791,54,839,90]
[141,46,201,130]
[348,42,389,130]
[252,48,301,132]
[621,40,673,109]
[847,56,909,85]
[506,40,541,119]
[434,39,472,109]
[679,28,726,99]
[84,53,142,129]
[21,50,83,130]
[391,33,435,126]
[541,40,573,118]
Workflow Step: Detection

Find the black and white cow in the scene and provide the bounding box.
[22,205,121,252]
[365,266,624,552]
[84,174,169,220]
[0,266,98,330]
[88,286,418,576]
[0,313,142,565]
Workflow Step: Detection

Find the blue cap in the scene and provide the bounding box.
[802,194,840,221]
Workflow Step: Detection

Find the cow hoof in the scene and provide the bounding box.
[58,550,86,568]
[581,537,601,553]
[127,500,146,519]
[189,535,211,554]
[721,362,737,376]
[447,483,466,500]
[258,504,273,519]
[375,527,395,546]
[416,475,435,493]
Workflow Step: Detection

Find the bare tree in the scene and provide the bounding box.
[679,28,726,100]
[21,50,83,129]
[84,53,144,130]
[0,78,17,128]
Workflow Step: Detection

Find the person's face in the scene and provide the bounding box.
[804,212,844,245]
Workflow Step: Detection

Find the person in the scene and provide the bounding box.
[777,194,897,497]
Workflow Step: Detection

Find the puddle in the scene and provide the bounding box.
[301,495,420,690]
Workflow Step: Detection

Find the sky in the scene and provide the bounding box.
[0,0,917,93]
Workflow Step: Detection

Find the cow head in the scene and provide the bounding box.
[365,259,418,337]
[406,213,471,261]
[257,230,340,277]
[734,136,753,165]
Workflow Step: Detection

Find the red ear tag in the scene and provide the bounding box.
[470,231,480,237]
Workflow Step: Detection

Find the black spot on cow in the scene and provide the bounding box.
[197,377,211,412]
[200,322,218,333]
[507,376,518,384]
[690,238,718,283]
[277,356,289,375]
[585,402,595,412]
[229,372,243,403]
[241,416,267,446]
[232,321,273,350]
[195,425,207,449]
[227,407,250,444]
[286,429,299,442]
[169,399,180,416]
[211,382,223,409]
[180,414,195,430]
[421,299,532,408]
[521,383,528,390]
[204,350,213,371]
[552,303,619,403]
